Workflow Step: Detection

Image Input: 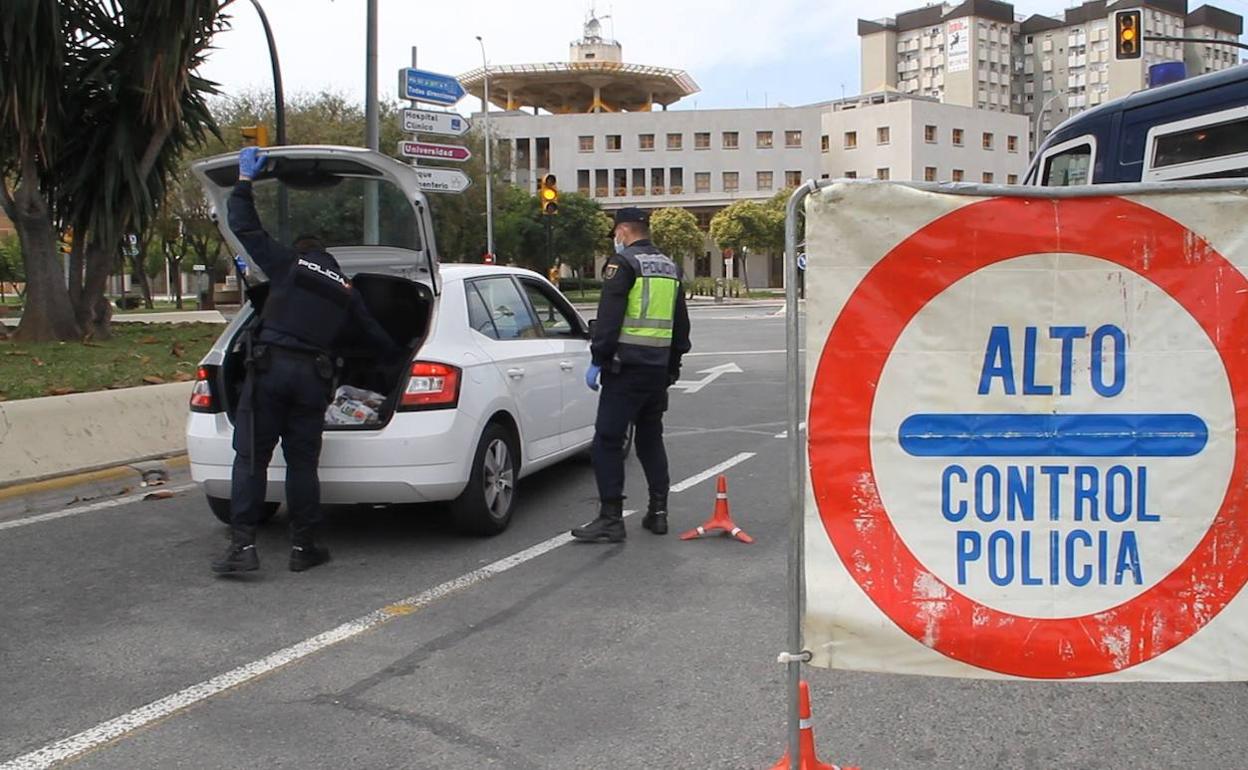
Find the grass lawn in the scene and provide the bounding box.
[0,322,221,401]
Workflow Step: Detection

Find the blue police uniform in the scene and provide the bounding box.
[215,178,397,574]
[572,208,691,543]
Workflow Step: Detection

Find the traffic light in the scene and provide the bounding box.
[539,174,559,215]
[1115,9,1142,60]
[240,125,270,147]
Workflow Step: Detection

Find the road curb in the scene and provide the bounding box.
[0,454,189,502]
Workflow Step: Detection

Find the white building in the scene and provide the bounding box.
[453,13,1030,286]
[859,0,1244,145]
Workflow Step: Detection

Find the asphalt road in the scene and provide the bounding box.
[2,302,1247,769]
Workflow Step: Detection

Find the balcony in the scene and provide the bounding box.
[670,185,683,195]
[651,186,665,196]
[633,186,647,196]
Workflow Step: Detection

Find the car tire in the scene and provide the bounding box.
[451,423,518,536]
[207,496,279,526]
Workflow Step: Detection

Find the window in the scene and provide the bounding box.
[757,171,774,191]
[821,134,830,152]
[666,132,683,150]
[1007,173,1019,184]
[1007,135,1019,153]
[467,278,541,341]
[519,278,581,337]
[924,166,937,181]
[982,171,994,183]
[844,131,858,149]
[844,171,858,179]
[876,167,890,180]
[877,126,891,145]
[785,170,802,188]
[723,131,739,149]
[670,167,684,193]
[606,134,621,151]
[952,128,964,146]
[785,130,802,148]
[982,132,994,150]
[578,135,594,152]
[723,171,739,192]
[924,124,937,143]
[639,133,655,151]
[695,132,711,150]
[1148,111,1248,180]
[695,172,710,192]
[952,168,965,181]
[1042,140,1094,186]
[756,130,774,149]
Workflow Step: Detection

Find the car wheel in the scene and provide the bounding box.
[207,496,279,526]
[451,423,517,536]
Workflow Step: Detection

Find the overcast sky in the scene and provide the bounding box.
[200,0,1246,112]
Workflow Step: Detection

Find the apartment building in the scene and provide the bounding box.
[860,0,1244,144]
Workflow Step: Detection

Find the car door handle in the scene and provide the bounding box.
[559,361,574,371]
[507,367,525,379]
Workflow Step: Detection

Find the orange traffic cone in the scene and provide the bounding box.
[768,681,859,770]
[679,474,754,543]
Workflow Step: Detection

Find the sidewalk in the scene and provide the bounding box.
[1,310,226,328]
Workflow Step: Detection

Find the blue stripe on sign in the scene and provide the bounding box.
[897,413,1208,457]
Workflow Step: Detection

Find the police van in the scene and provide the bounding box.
[1025,65,1248,186]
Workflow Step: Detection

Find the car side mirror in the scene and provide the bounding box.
[587,318,597,337]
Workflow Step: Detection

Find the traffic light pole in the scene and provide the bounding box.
[545,216,554,276]
[1143,35,1248,50]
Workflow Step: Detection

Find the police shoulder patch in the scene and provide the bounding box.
[603,263,619,280]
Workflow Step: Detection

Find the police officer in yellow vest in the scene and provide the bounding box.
[573,208,691,543]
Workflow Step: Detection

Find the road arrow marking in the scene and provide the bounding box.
[672,362,742,394]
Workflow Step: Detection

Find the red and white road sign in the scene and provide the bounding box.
[398,140,472,162]
[803,186,1248,680]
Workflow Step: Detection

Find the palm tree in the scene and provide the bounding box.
[0,0,230,341]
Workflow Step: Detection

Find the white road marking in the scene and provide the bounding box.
[0,455,756,770]
[670,362,743,394]
[0,483,198,533]
[670,452,755,493]
[773,422,808,439]
[682,349,784,358]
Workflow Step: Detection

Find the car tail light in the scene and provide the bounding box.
[190,365,220,413]
[399,361,461,411]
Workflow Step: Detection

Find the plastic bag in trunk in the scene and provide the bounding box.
[325,385,386,426]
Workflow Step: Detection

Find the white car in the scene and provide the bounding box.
[186,146,597,535]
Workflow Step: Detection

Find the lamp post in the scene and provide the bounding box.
[476,35,495,262]
[246,0,288,239]
[363,0,380,243]
[1034,91,1066,158]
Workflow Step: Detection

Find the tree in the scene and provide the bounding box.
[709,199,787,292]
[649,207,704,265]
[549,191,609,280]
[1,1,231,341]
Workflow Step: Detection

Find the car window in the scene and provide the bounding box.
[1152,116,1248,169]
[519,278,581,337]
[468,277,542,340]
[466,282,499,338]
[1042,143,1093,186]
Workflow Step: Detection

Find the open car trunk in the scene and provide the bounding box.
[221,273,433,430]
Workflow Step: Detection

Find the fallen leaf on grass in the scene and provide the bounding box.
[137,335,160,344]
[47,386,79,396]
[170,341,186,358]
[5,350,29,357]
[82,341,104,348]
[142,375,166,385]
[32,357,45,367]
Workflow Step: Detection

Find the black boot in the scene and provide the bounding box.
[289,542,331,572]
[212,527,259,574]
[571,499,626,543]
[642,494,669,535]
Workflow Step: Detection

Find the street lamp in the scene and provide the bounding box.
[1034,91,1066,158]
[476,35,495,261]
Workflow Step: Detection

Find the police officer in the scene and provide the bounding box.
[213,147,399,575]
[572,208,691,543]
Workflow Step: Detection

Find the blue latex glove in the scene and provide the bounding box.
[238,146,268,180]
[585,364,601,391]
[233,255,249,276]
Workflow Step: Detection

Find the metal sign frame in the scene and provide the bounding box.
[780,176,1248,768]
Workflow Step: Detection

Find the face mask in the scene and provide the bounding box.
[613,239,626,255]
